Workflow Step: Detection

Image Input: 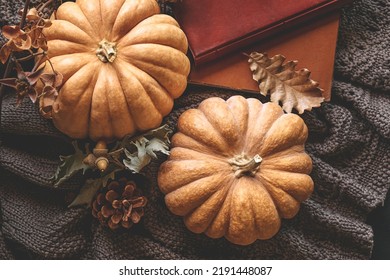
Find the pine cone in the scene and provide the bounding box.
[92,177,147,230]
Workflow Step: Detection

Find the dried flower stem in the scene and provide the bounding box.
[16,51,46,62]
[0,0,31,139]
[19,0,31,28]
[37,0,54,14]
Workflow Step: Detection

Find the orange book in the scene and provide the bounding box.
[188,13,340,101]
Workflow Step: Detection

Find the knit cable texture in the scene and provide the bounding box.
[0,0,389,259]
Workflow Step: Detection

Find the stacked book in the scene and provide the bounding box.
[174,0,354,101]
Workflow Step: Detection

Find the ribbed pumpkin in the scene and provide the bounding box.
[38,0,190,142]
[158,96,314,245]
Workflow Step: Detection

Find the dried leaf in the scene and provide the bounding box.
[68,171,116,208]
[53,141,91,187]
[248,52,324,114]
[0,78,17,88]
[0,43,12,64]
[122,125,171,173]
[120,124,172,150]
[1,25,22,39]
[40,71,63,88]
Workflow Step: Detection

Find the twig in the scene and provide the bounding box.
[19,0,31,28]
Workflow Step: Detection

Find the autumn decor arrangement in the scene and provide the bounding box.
[158,96,314,245]
[0,0,188,230]
[0,0,322,245]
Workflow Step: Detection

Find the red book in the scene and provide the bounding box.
[175,0,352,65]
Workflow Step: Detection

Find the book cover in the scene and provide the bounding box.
[175,0,351,65]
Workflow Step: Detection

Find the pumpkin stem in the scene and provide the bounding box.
[229,154,262,178]
[96,39,117,63]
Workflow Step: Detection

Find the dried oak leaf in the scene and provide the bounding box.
[122,125,171,173]
[248,52,324,114]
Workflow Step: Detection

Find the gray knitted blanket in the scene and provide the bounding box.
[0,0,389,259]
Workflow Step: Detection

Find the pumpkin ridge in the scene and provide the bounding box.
[102,64,135,139]
[158,159,230,193]
[204,184,232,235]
[244,100,284,155]
[260,151,312,174]
[246,178,281,240]
[205,178,235,238]
[169,146,229,162]
[247,181,264,239]
[77,0,104,40]
[254,176,283,215]
[120,44,190,72]
[47,40,95,57]
[261,145,304,160]
[185,182,231,234]
[256,175,301,219]
[226,179,258,244]
[226,96,250,151]
[111,63,137,131]
[171,133,229,160]
[56,62,96,107]
[98,0,103,37]
[178,130,229,157]
[55,2,100,41]
[259,169,314,202]
[44,20,97,47]
[197,107,232,153]
[124,63,174,116]
[111,0,160,41]
[198,97,242,152]
[117,51,188,99]
[47,53,95,86]
[113,60,162,131]
[162,173,220,194]
[87,63,109,140]
[259,114,307,157]
[53,62,100,138]
[117,22,187,52]
[113,60,168,117]
[177,110,231,155]
[99,0,126,40]
[85,65,101,138]
[165,173,230,216]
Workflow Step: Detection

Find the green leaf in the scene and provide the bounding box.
[52,141,91,187]
[67,171,117,208]
[122,125,172,173]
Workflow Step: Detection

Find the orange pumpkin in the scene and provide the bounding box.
[38,0,190,142]
[158,96,314,245]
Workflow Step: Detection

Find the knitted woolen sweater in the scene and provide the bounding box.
[0,0,389,259]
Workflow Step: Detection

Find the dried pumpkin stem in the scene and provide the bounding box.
[229,154,263,178]
[96,39,117,63]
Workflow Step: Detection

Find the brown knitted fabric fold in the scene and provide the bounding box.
[1,0,389,259]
